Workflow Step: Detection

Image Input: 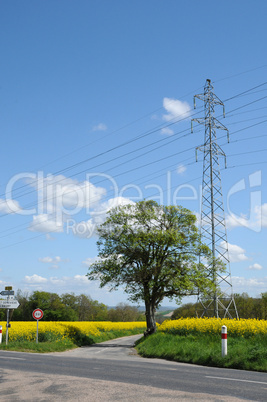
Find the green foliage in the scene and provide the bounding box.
[172,293,267,320]
[107,303,144,322]
[135,332,267,372]
[172,302,197,319]
[11,291,108,321]
[87,200,217,333]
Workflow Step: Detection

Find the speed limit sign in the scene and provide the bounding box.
[32,308,44,320]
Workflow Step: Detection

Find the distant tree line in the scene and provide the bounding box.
[0,290,144,322]
[172,293,267,320]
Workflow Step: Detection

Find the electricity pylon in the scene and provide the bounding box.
[191,79,238,319]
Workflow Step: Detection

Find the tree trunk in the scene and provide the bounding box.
[144,301,157,336]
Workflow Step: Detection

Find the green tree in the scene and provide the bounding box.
[59,293,79,321]
[172,302,199,319]
[12,289,31,320]
[234,293,255,319]
[28,291,67,321]
[76,294,108,321]
[107,303,143,322]
[87,200,217,335]
[260,292,267,319]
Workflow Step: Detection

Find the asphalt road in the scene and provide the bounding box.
[0,335,266,401]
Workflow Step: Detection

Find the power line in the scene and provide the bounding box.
[213,65,267,83]
[0,82,267,248]
[0,114,266,239]
[3,89,267,205]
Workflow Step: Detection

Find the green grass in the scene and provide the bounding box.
[0,338,76,353]
[135,332,267,372]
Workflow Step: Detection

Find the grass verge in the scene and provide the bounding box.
[0,338,76,353]
[135,332,267,372]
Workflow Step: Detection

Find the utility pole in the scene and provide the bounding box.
[191,79,238,319]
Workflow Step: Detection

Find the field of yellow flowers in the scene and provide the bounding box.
[0,321,147,343]
[159,317,267,337]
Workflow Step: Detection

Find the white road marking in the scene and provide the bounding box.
[94,348,109,354]
[206,376,267,385]
[0,356,26,360]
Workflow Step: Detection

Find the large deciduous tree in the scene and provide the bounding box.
[87,200,218,335]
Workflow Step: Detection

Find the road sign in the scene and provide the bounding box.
[0,290,15,296]
[32,309,44,320]
[0,299,20,309]
[5,286,12,291]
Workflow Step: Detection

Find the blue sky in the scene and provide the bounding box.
[0,0,266,306]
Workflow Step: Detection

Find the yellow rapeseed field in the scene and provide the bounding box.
[159,317,267,337]
[1,318,265,342]
[0,321,147,342]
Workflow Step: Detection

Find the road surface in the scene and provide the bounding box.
[0,334,266,401]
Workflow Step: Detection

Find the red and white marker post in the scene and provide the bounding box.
[32,309,44,343]
[221,325,227,357]
[0,325,2,344]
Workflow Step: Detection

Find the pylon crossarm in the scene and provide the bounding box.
[194,94,205,107]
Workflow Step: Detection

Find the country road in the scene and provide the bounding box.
[0,335,266,401]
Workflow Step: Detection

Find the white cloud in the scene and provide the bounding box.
[73,275,88,284]
[22,274,91,293]
[248,263,263,271]
[228,242,248,262]
[0,199,22,214]
[226,203,267,231]
[225,213,253,230]
[177,164,187,175]
[220,241,248,263]
[50,265,60,270]
[39,256,62,264]
[67,218,96,239]
[49,277,66,285]
[161,127,174,135]
[232,276,267,296]
[91,196,134,226]
[163,98,191,122]
[28,174,106,234]
[25,171,133,237]
[255,203,267,227]
[29,214,64,233]
[30,174,106,211]
[82,257,99,266]
[93,196,134,219]
[69,196,134,239]
[39,256,53,263]
[92,123,107,131]
[24,274,48,284]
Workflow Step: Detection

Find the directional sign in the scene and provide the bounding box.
[0,299,20,309]
[0,290,15,296]
[32,309,44,320]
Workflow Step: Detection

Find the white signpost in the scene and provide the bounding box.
[32,309,44,343]
[0,299,20,309]
[0,287,20,345]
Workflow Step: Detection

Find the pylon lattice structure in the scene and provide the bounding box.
[191,79,238,319]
